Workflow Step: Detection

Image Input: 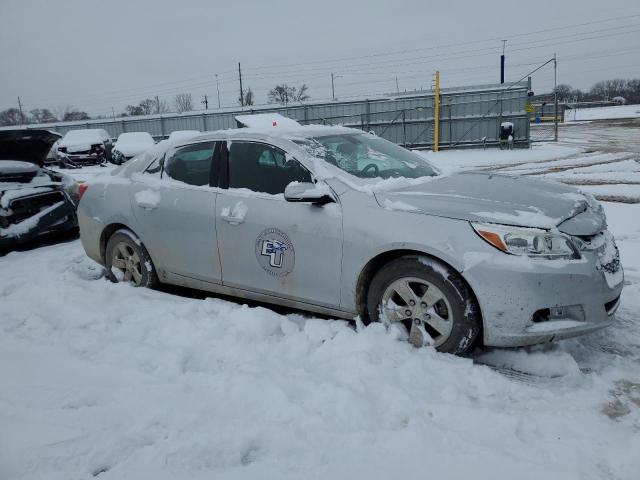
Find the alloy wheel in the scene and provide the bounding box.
[381,277,454,347]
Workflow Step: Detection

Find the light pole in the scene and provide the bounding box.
[331,73,343,101]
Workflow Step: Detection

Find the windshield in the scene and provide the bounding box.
[293,133,438,179]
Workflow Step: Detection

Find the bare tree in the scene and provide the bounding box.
[52,105,75,122]
[553,84,572,101]
[174,93,194,113]
[29,108,57,124]
[268,84,310,105]
[590,79,627,100]
[239,88,255,106]
[63,110,90,121]
[0,108,24,126]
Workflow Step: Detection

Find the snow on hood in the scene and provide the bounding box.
[114,133,155,157]
[0,129,61,166]
[59,129,106,150]
[374,172,606,235]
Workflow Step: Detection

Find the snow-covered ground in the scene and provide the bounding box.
[565,104,640,122]
[421,119,640,203]
[2,122,639,479]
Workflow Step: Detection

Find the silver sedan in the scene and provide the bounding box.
[77,125,624,354]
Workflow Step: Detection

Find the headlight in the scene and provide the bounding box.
[471,222,580,260]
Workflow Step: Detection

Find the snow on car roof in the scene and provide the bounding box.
[115,132,154,145]
[235,113,301,129]
[61,129,107,141]
[167,130,200,141]
[189,124,356,145]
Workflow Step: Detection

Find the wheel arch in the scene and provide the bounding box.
[355,248,484,343]
[100,223,141,263]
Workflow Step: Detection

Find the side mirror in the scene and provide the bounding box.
[284,182,335,205]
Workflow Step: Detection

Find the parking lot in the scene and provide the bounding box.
[1,120,638,479]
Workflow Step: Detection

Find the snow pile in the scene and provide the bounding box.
[381,198,420,212]
[235,113,301,129]
[134,189,161,210]
[565,104,640,122]
[220,200,248,223]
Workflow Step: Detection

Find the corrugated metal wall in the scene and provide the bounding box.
[10,82,529,148]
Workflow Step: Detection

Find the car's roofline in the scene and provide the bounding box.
[172,124,360,148]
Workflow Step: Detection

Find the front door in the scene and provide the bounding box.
[216,141,343,307]
[130,141,222,283]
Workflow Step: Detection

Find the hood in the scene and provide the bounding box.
[0,129,61,167]
[374,172,606,236]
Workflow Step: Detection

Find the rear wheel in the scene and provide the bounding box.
[367,255,480,355]
[105,230,158,288]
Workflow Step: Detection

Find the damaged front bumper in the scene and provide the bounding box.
[0,190,78,249]
[463,238,624,348]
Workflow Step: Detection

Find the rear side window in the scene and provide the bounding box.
[164,142,215,186]
[228,142,311,195]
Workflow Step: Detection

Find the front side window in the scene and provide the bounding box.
[293,133,438,179]
[164,142,215,186]
[228,142,311,195]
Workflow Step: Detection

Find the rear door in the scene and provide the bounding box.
[215,140,343,307]
[130,141,222,284]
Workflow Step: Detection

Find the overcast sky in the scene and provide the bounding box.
[1,0,638,117]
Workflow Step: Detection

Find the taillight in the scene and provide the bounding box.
[78,183,89,201]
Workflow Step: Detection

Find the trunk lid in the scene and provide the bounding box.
[0,129,61,168]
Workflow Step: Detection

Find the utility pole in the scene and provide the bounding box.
[331,73,335,100]
[331,73,343,101]
[395,77,400,95]
[215,74,221,108]
[554,52,558,142]
[238,62,244,107]
[155,95,160,114]
[202,95,209,110]
[111,107,116,121]
[17,96,24,125]
[500,40,507,84]
[433,71,440,152]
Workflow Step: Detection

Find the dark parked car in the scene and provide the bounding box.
[0,129,81,250]
[57,128,113,167]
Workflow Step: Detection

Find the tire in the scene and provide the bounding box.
[105,230,159,288]
[366,255,480,355]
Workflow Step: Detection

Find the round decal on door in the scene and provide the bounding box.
[255,228,295,277]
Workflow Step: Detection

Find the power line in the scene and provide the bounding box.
[14,18,640,114]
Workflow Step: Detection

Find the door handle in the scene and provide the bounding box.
[136,200,158,211]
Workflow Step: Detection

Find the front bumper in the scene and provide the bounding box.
[58,152,106,166]
[462,247,624,347]
[0,194,78,249]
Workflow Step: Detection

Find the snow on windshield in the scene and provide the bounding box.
[293,133,438,181]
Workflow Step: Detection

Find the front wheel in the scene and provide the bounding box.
[367,255,481,355]
[105,230,158,288]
